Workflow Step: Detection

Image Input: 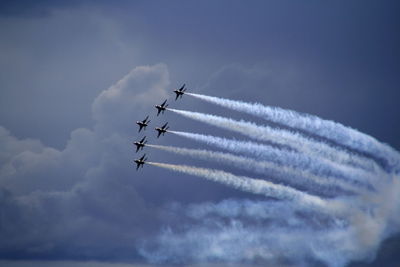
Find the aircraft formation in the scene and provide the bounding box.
[133,84,187,170]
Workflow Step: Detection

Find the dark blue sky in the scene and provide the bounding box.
[0,1,399,266]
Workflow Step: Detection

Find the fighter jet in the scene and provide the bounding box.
[155,122,169,138]
[173,84,187,100]
[155,99,168,116]
[136,116,151,132]
[133,136,147,153]
[134,154,147,170]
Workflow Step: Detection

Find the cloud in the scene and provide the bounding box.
[0,64,170,261]
[0,7,139,148]
[139,199,345,266]
[92,63,169,135]
[139,187,400,267]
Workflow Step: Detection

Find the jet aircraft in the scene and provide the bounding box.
[173,84,187,100]
[133,136,147,153]
[155,122,169,138]
[136,116,150,132]
[134,154,147,170]
[155,99,168,116]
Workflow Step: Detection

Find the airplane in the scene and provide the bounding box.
[133,136,147,153]
[155,122,169,138]
[155,99,168,116]
[136,116,150,132]
[134,154,147,170]
[173,84,187,100]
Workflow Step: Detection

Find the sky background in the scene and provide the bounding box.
[0,1,399,266]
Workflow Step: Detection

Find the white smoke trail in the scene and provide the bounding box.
[188,93,400,173]
[139,96,400,267]
[168,108,377,174]
[147,144,363,196]
[147,161,333,212]
[168,130,376,188]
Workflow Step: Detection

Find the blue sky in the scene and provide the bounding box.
[0,1,399,266]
